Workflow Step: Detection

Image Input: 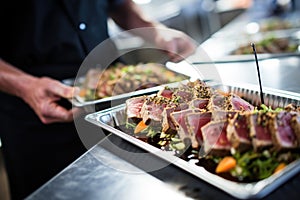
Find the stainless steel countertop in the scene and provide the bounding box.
[26,134,300,200]
[26,136,191,200]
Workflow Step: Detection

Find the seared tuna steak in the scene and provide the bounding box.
[157,87,173,99]
[140,96,169,124]
[208,93,254,112]
[161,103,189,133]
[189,98,209,110]
[185,112,212,148]
[171,109,199,144]
[269,111,300,150]
[201,121,231,156]
[125,96,146,119]
[227,113,252,152]
[249,113,273,151]
[212,111,237,121]
[231,94,254,111]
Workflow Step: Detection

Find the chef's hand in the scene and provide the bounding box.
[22,77,83,124]
[154,28,197,62]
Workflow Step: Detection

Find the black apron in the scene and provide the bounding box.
[0,0,120,199]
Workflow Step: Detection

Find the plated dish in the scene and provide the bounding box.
[76,62,188,102]
[85,81,300,199]
[232,36,299,55]
[258,17,300,32]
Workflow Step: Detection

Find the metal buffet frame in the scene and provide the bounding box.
[85,83,300,199]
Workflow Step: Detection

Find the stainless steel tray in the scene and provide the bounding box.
[201,28,300,62]
[66,81,181,107]
[85,83,300,199]
[63,66,192,108]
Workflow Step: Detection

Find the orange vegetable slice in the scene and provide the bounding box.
[215,156,237,173]
[79,89,87,97]
[134,120,148,134]
[274,163,286,174]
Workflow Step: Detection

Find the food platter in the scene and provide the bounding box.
[65,81,173,107]
[230,30,300,56]
[254,16,300,33]
[201,31,300,62]
[201,10,300,61]
[85,82,300,199]
[63,63,190,109]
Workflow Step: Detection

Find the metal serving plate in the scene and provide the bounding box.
[63,65,192,108]
[85,83,300,199]
[67,82,175,107]
[69,80,192,111]
[201,28,300,62]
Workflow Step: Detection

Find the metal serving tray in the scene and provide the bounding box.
[85,83,300,199]
[64,80,191,112]
[63,68,191,109]
[66,81,179,107]
[201,28,300,62]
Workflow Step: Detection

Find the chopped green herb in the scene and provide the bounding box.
[171,142,185,150]
[146,129,159,138]
[230,150,281,181]
[125,122,136,129]
[171,137,182,142]
[158,140,167,146]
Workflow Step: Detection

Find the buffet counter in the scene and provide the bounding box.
[26,3,300,200]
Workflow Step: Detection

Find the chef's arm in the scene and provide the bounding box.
[0,59,34,98]
[109,0,197,62]
[109,0,163,42]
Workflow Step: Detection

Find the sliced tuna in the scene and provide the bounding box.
[208,93,254,112]
[249,113,273,151]
[185,112,212,148]
[227,113,252,152]
[140,96,169,124]
[170,109,199,144]
[201,121,231,156]
[270,111,299,150]
[189,98,209,110]
[161,103,189,133]
[125,96,146,119]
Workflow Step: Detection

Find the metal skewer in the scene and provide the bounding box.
[251,43,265,105]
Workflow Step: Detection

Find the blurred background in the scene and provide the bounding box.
[108,0,299,63]
[109,0,249,61]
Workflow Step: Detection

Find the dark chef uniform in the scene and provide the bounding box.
[0,0,122,199]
